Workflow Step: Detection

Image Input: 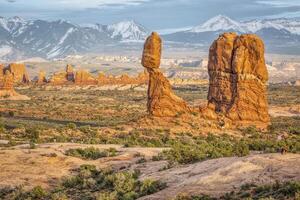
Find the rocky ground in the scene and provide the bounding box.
[0,84,299,199]
[0,143,299,199]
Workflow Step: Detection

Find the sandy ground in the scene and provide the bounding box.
[0,143,166,190]
[0,143,299,199]
[269,105,300,117]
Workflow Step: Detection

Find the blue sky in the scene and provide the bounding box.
[1,0,300,29]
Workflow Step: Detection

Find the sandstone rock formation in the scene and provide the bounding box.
[0,64,4,84]
[66,64,75,82]
[204,32,270,127]
[75,70,98,85]
[5,63,30,83]
[49,64,75,85]
[37,70,47,84]
[142,32,190,117]
[0,70,30,100]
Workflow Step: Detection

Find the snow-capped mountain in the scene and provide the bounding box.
[107,20,149,41]
[189,15,247,33]
[0,17,149,60]
[163,15,300,54]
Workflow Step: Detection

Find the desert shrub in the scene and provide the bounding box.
[66,123,77,130]
[8,111,14,117]
[139,179,167,196]
[65,147,118,160]
[233,140,250,157]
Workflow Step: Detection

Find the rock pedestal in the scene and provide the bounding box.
[142,32,190,117]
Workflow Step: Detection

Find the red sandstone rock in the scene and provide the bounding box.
[142,32,190,117]
[75,70,97,85]
[205,32,270,127]
[37,70,47,84]
[6,63,30,83]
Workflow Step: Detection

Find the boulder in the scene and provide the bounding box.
[142,32,190,117]
[204,33,270,127]
[75,70,97,85]
[6,63,30,83]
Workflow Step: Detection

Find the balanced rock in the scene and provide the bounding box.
[142,32,190,117]
[75,70,97,85]
[6,63,30,83]
[205,33,270,127]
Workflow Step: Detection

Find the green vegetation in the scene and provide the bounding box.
[174,181,300,200]
[65,147,118,160]
[0,165,167,200]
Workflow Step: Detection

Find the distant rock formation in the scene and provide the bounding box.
[66,64,75,82]
[37,70,47,84]
[203,32,270,127]
[49,64,75,85]
[97,70,148,85]
[5,63,30,84]
[142,32,190,117]
[0,70,30,100]
[75,70,98,85]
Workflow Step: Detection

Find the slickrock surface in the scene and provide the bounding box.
[142,32,190,117]
[204,33,270,127]
[140,153,300,199]
[75,70,98,85]
[0,144,298,199]
[6,63,30,83]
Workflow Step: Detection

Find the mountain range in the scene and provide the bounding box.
[1,15,300,61]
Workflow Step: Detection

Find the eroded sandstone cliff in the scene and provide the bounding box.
[204,32,270,127]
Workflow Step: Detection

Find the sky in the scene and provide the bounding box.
[0,0,300,30]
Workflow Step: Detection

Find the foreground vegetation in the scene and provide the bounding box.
[175,181,300,200]
[0,164,167,200]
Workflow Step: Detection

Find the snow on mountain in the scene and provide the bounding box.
[244,18,300,35]
[189,15,247,33]
[107,20,149,41]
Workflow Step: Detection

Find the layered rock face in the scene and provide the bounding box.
[142,32,189,117]
[0,64,4,84]
[206,33,270,126]
[75,70,98,85]
[6,63,30,83]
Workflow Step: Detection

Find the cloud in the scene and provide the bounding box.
[2,0,150,9]
[256,0,300,7]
